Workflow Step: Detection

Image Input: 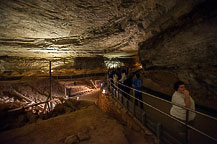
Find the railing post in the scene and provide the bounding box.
[69,88,71,97]
[108,79,110,92]
[114,87,117,98]
[47,102,50,112]
[49,61,53,110]
[112,86,114,97]
[110,81,112,93]
[64,84,67,98]
[133,89,136,115]
[126,97,129,110]
[157,123,162,142]
[142,112,146,126]
[117,86,119,99]
[185,109,189,144]
[111,86,114,97]
[120,89,123,104]
[49,61,52,100]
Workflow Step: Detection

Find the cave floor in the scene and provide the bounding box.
[0,80,155,144]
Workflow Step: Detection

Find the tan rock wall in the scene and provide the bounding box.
[97,92,153,134]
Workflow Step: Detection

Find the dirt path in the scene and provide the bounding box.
[75,88,101,103]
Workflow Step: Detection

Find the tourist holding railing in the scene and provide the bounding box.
[107,73,217,143]
[170,81,196,141]
[170,81,196,121]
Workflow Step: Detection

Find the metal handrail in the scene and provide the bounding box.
[108,79,217,143]
[116,80,217,121]
[111,82,186,124]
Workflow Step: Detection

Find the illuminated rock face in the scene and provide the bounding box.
[0,0,204,59]
[0,0,217,109]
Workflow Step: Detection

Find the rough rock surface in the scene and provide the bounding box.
[0,0,217,112]
[0,77,64,99]
[0,104,150,144]
[0,0,207,68]
[139,1,217,110]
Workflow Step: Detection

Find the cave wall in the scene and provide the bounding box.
[139,1,217,110]
[0,55,137,77]
[0,56,108,77]
[74,57,106,69]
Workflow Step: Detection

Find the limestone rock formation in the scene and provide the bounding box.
[0,0,217,110]
[139,0,217,110]
[0,0,207,68]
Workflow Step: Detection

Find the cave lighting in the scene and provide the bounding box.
[102,89,106,94]
[104,60,124,68]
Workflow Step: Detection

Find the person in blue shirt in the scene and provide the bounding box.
[133,73,143,109]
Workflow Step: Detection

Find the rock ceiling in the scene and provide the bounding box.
[0,0,205,59]
[0,0,217,111]
[0,0,217,73]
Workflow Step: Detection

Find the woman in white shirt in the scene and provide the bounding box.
[170,81,196,121]
[170,81,196,142]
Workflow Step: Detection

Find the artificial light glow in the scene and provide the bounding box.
[104,60,124,68]
[102,89,106,94]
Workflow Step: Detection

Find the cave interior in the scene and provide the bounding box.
[0,0,217,143]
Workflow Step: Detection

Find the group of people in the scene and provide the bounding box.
[108,68,196,139]
[107,67,144,109]
[108,68,196,117]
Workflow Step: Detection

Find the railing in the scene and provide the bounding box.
[7,100,55,113]
[107,78,217,144]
